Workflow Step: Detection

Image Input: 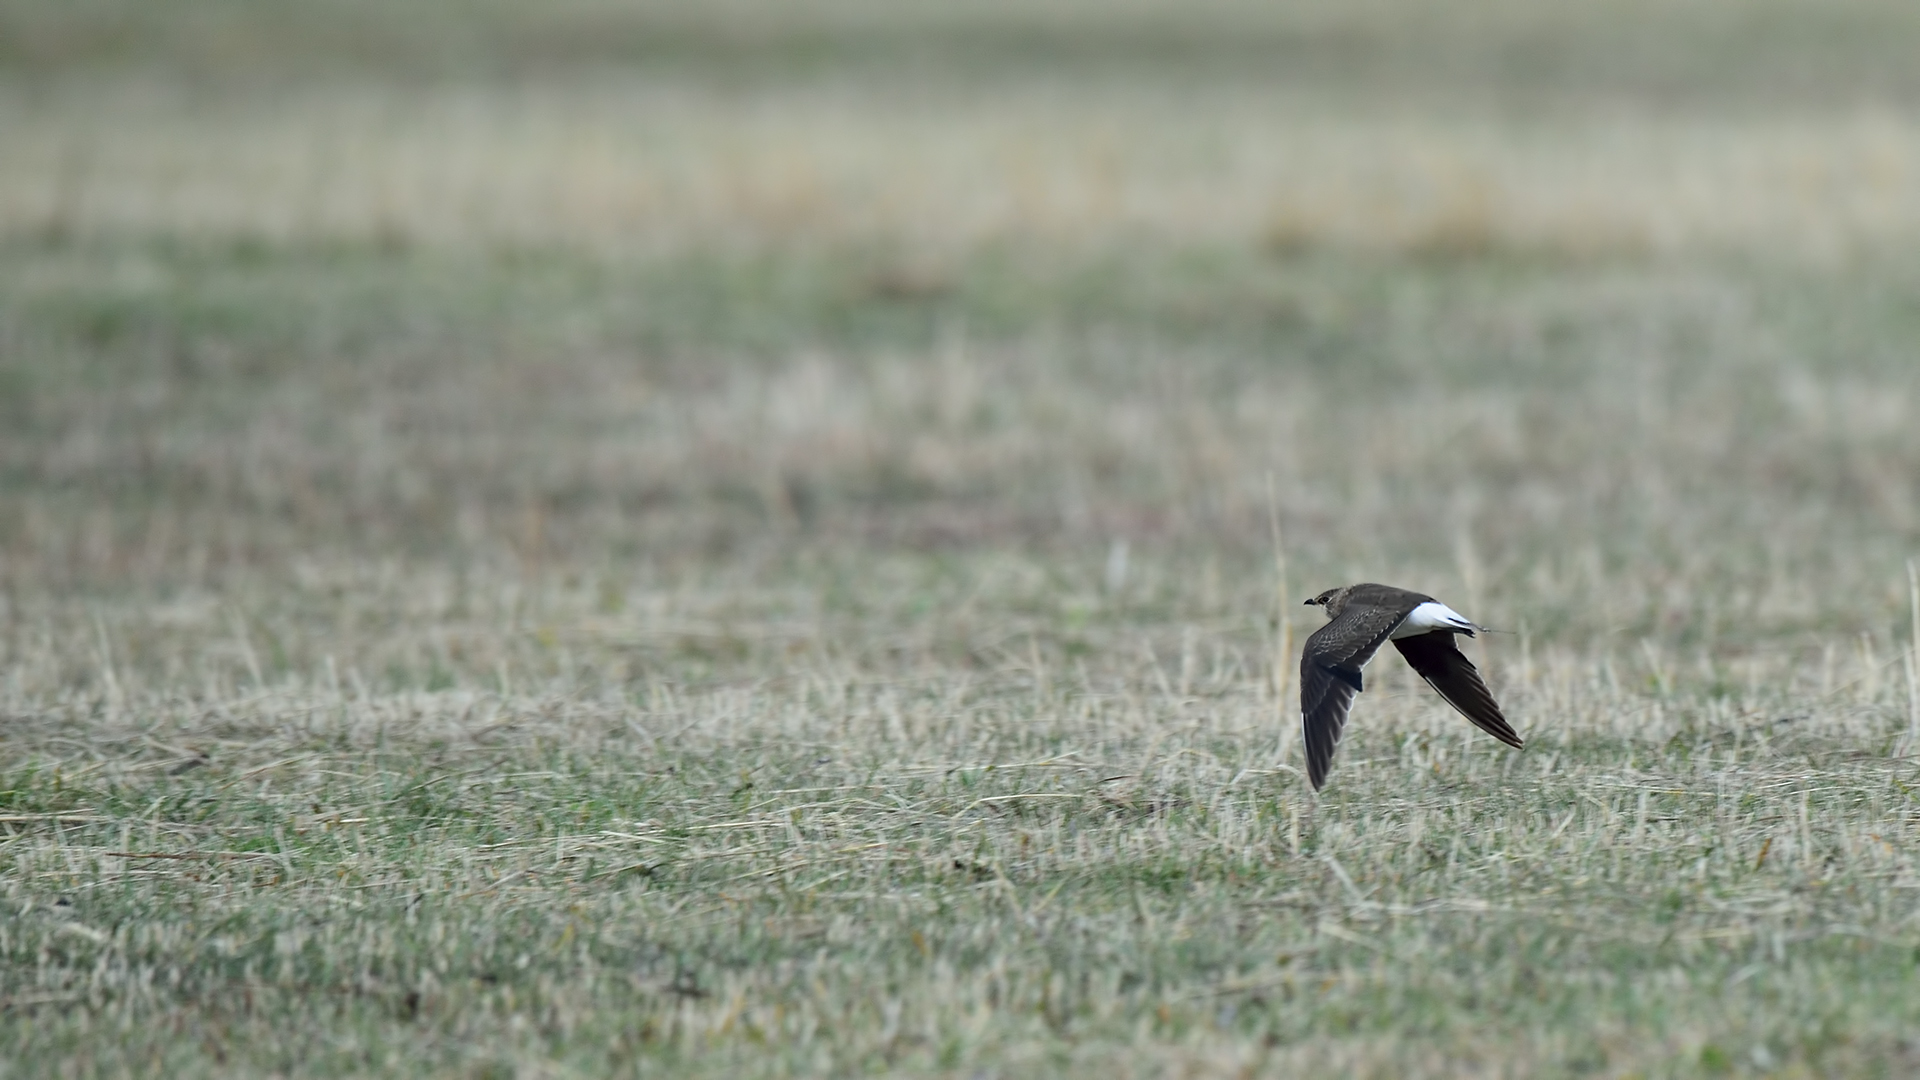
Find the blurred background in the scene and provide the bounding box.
[4,0,1920,693]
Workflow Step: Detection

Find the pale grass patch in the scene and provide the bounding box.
[6,81,1920,259]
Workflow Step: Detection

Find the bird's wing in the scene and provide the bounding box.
[1391,632,1523,749]
[1300,604,1410,790]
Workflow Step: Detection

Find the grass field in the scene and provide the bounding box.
[8,1,1920,1075]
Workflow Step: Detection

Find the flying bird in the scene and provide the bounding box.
[1299,583,1521,790]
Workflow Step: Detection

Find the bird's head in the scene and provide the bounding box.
[1304,587,1344,613]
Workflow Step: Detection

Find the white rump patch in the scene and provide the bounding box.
[1391,600,1478,639]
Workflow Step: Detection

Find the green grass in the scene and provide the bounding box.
[8,1,1920,1076]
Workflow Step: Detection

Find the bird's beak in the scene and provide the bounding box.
[1302,599,1316,606]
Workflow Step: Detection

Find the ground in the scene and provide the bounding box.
[5,1,1920,1076]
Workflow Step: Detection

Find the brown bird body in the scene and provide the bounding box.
[1300,583,1522,790]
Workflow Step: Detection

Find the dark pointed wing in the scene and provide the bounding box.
[1300,603,1411,790]
[1300,661,1358,791]
[1391,631,1523,749]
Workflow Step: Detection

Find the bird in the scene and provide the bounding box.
[1299,583,1521,790]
